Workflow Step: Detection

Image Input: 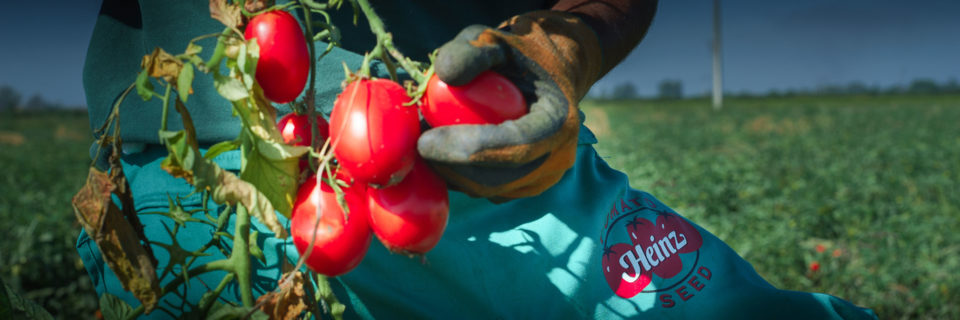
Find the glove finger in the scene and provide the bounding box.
[435,25,506,86]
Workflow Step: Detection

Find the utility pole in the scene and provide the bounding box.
[712,0,723,110]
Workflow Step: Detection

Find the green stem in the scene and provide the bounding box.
[197,273,236,315]
[124,258,233,320]
[162,259,234,295]
[237,0,254,17]
[159,84,173,133]
[359,51,374,78]
[126,306,143,320]
[380,45,398,81]
[232,205,254,307]
[91,84,135,168]
[301,1,318,112]
[204,29,233,72]
[353,0,426,83]
[301,0,331,11]
[300,0,322,172]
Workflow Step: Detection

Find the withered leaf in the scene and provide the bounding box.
[256,271,309,320]
[141,47,183,83]
[245,0,274,13]
[210,0,243,28]
[72,168,161,314]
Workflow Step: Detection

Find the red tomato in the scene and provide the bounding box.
[277,113,330,146]
[244,11,309,103]
[290,174,372,276]
[367,159,449,254]
[422,71,527,126]
[329,79,419,187]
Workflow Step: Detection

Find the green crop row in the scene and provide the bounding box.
[583,95,960,319]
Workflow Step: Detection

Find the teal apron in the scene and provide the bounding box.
[77,122,876,319]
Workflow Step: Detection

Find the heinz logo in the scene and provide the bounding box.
[602,210,703,298]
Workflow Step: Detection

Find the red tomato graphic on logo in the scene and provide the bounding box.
[602,242,652,298]
[601,210,704,298]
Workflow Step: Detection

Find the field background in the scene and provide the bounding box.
[1,95,958,318]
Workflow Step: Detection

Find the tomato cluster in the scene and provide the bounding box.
[279,79,447,276]
[277,73,526,276]
[253,10,527,276]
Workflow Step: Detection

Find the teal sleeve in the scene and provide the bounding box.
[319,126,877,319]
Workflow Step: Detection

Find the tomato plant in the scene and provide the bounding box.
[290,174,372,276]
[367,159,449,254]
[244,10,310,103]
[422,71,527,126]
[329,79,419,187]
[277,113,330,147]
[84,0,456,317]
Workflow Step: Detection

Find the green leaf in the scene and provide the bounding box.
[214,73,249,101]
[165,194,204,227]
[238,40,259,91]
[315,274,346,320]
[160,129,289,238]
[204,139,241,161]
[228,95,307,219]
[240,132,307,218]
[186,42,202,55]
[249,230,265,262]
[136,69,154,101]
[0,279,54,320]
[177,62,195,103]
[160,130,198,182]
[0,277,11,319]
[99,294,134,320]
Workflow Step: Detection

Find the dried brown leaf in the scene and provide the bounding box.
[141,47,183,83]
[256,270,309,319]
[245,0,274,13]
[210,0,243,28]
[72,168,161,314]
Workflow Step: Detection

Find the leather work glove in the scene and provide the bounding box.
[417,11,603,200]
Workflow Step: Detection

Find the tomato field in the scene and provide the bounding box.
[1,94,958,318]
[583,94,960,319]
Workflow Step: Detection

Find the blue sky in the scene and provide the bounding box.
[0,0,957,105]
[595,0,960,97]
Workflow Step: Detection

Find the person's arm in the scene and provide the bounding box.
[552,0,658,76]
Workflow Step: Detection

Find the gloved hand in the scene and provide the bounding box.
[417,11,603,200]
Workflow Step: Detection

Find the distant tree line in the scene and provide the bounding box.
[0,85,84,111]
[592,78,960,100]
[732,78,960,98]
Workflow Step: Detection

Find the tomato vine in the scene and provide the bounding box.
[73,0,440,318]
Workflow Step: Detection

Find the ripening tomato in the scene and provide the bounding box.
[277,113,329,170]
[290,174,372,276]
[245,10,309,103]
[422,71,527,127]
[367,159,449,254]
[329,79,419,187]
[277,113,329,146]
